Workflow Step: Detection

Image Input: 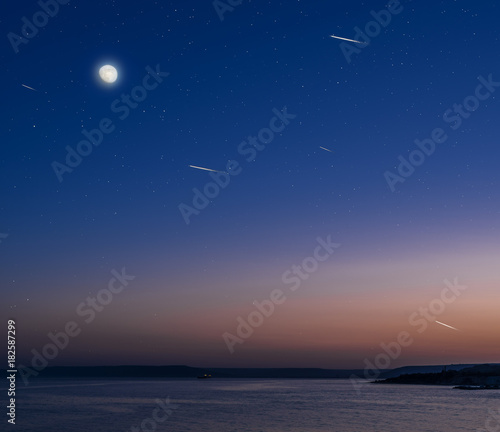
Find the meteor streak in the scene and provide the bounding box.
[21,84,37,91]
[189,165,227,174]
[329,34,368,45]
[435,321,460,331]
[319,146,334,153]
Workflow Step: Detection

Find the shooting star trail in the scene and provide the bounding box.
[189,165,227,174]
[22,84,37,92]
[435,321,460,331]
[319,146,334,153]
[330,34,368,45]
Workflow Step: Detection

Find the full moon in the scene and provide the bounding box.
[99,65,118,83]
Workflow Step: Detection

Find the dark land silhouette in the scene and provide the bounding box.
[375,364,500,388]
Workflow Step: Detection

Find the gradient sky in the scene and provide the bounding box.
[1,0,499,369]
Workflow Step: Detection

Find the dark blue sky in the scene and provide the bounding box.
[1,0,500,368]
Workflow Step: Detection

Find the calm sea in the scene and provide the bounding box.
[8,379,498,431]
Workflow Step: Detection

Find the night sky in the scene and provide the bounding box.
[1,0,499,369]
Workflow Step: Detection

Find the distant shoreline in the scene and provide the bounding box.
[5,363,499,381]
[7,365,373,380]
[374,364,500,388]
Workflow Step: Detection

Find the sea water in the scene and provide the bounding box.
[9,379,499,431]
